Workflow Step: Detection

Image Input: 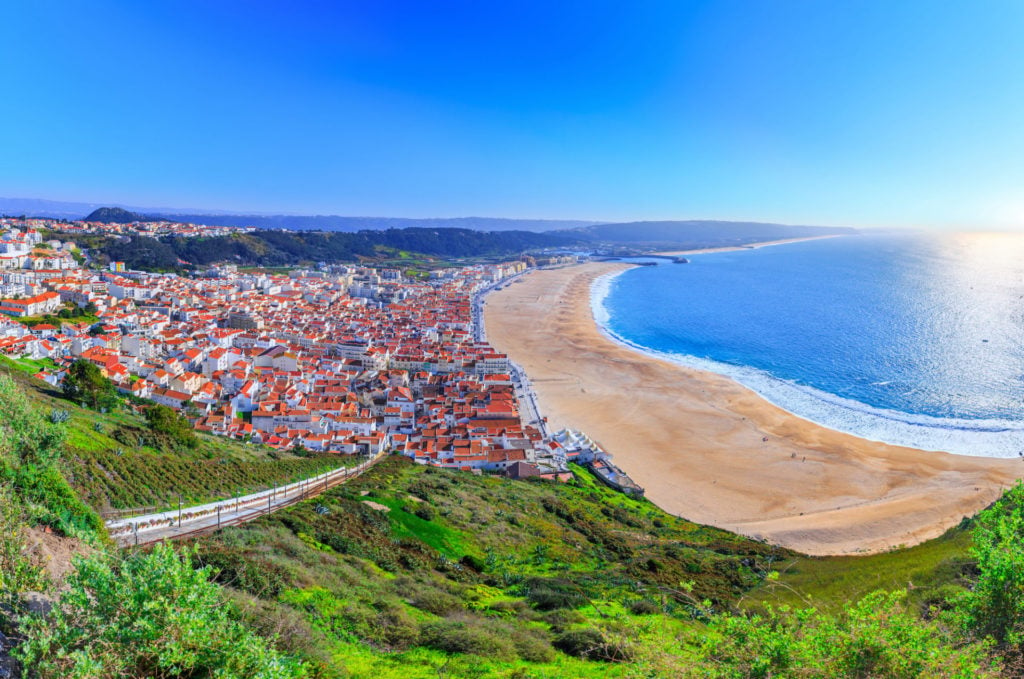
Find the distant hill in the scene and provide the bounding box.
[0,197,603,232]
[558,220,857,249]
[83,207,163,224]
[54,227,583,271]
[150,213,602,233]
[0,197,210,220]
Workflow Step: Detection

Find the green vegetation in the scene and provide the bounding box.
[3,355,60,375]
[0,366,335,678]
[54,227,577,271]
[0,358,344,511]
[16,544,306,678]
[187,456,786,677]
[62,358,118,411]
[671,590,993,678]
[180,458,1024,677]
[7,345,1024,676]
[748,520,975,614]
[17,301,99,328]
[144,403,198,449]
[0,374,101,539]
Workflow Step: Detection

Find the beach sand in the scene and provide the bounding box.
[484,262,1024,555]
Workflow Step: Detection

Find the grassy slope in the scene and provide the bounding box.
[0,353,991,676]
[0,359,347,512]
[190,457,791,677]
[746,519,976,615]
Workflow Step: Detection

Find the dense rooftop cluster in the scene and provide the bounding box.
[0,221,586,478]
[0,215,252,239]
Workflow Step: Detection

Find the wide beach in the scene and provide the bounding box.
[484,261,1024,555]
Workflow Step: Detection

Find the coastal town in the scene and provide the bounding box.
[0,216,641,493]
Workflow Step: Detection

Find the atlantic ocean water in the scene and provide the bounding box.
[595,232,1024,457]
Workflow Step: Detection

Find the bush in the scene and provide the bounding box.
[682,591,994,678]
[197,546,290,598]
[510,629,556,663]
[413,504,436,521]
[553,628,631,662]
[957,481,1024,644]
[419,619,516,660]
[144,404,198,449]
[525,577,587,611]
[629,599,661,615]
[16,544,308,678]
[408,586,462,616]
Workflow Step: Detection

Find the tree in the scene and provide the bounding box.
[144,404,198,449]
[61,359,116,411]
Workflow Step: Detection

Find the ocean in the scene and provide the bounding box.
[595,232,1024,458]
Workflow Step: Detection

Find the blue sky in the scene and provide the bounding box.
[1,1,1023,228]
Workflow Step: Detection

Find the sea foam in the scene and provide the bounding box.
[591,267,1024,458]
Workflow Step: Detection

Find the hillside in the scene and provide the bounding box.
[0,358,345,513]
[83,206,163,224]
[188,455,787,677]
[560,219,857,248]
[55,227,582,271]
[184,456,1012,678]
[152,214,603,233]
[0,358,1017,676]
[0,357,1009,679]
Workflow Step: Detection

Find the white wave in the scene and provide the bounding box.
[590,271,1024,458]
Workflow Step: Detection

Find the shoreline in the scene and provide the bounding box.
[651,234,845,256]
[591,265,1024,459]
[483,259,1024,556]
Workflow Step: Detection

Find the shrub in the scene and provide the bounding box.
[553,628,631,662]
[419,619,516,660]
[16,543,308,678]
[413,504,436,521]
[629,599,660,615]
[144,404,198,449]
[957,481,1024,644]
[408,586,462,616]
[197,546,290,598]
[525,577,587,611]
[683,591,993,678]
[510,629,556,663]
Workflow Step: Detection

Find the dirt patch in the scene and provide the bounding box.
[23,527,94,587]
[361,500,391,513]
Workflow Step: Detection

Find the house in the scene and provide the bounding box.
[0,291,61,317]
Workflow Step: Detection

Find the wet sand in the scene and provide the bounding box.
[484,262,1024,555]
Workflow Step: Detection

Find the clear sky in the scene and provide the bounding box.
[2,1,1023,228]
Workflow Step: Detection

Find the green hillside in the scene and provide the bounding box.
[0,358,345,513]
[0,360,1018,677]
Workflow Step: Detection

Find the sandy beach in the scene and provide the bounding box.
[484,261,1024,555]
[653,234,843,256]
